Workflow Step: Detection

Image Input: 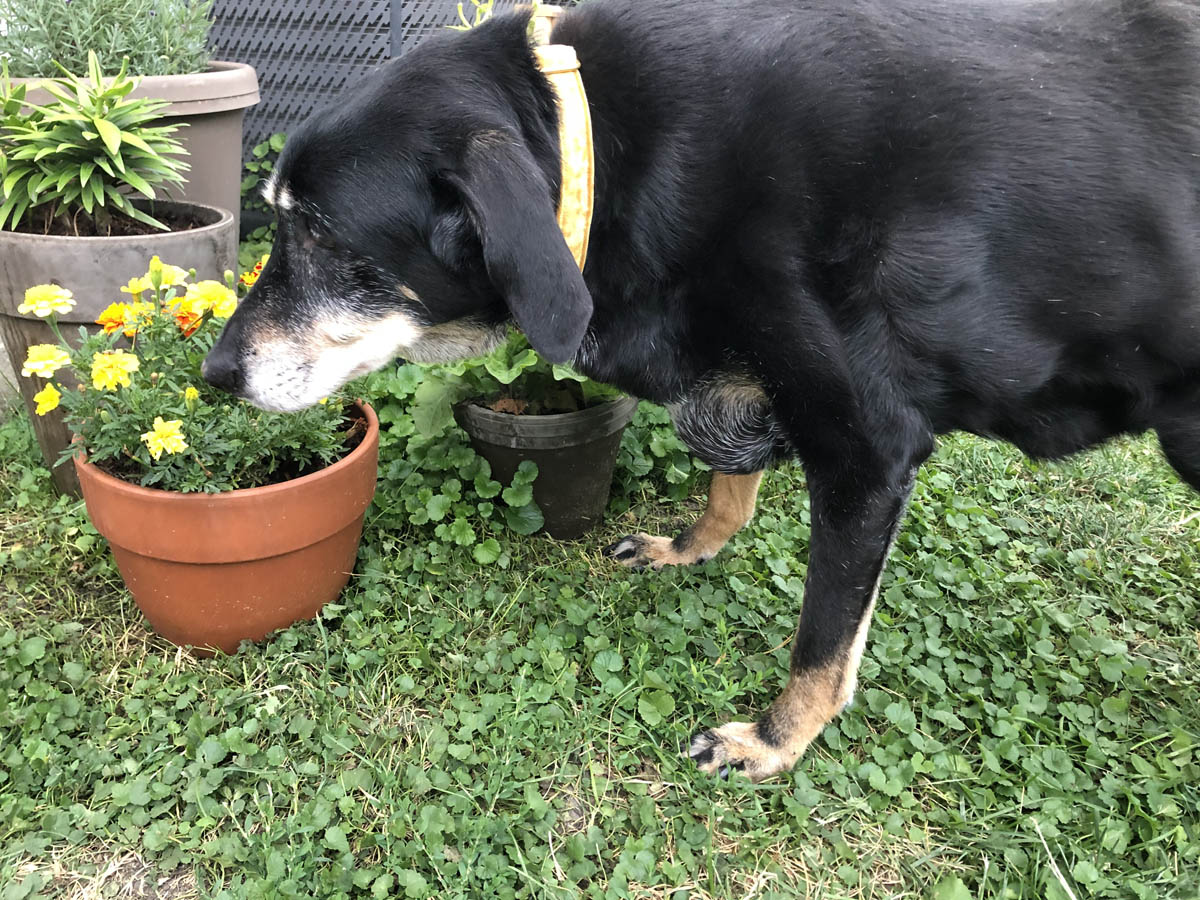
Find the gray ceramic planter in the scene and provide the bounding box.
[0,200,237,495]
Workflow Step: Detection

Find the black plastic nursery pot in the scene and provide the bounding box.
[456,397,639,540]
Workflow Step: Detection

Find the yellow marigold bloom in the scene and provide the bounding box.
[147,256,189,290]
[239,253,270,288]
[141,417,187,460]
[184,280,238,318]
[18,284,75,317]
[120,276,154,297]
[91,349,140,391]
[21,344,71,378]
[123,301,156,336]
[183,385,200,413]
[33,383,61,415]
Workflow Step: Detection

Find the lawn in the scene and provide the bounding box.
[1,371,1198,899]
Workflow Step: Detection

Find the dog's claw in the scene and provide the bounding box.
[604,535,645,562]
[687,722,794,782]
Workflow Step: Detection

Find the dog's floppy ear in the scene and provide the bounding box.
[444,134,592,364]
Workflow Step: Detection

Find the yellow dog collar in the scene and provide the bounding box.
[535,44,595,271]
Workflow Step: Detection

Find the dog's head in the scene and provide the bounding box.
[202,14,592,411]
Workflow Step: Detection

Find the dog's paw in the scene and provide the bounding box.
[603,533,712,569]
[687,721,796,782]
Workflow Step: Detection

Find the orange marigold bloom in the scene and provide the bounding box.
[96,302,128,334]
[174,308,203,337]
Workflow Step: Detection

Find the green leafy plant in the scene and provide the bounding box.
[13,254,352,493]
[0,0,213,80]
[2,382,1197,897]
[410,329,623,428]
[240,132,286,215]
[450,0,547,37]
[451,0,497,30]
[0,52,188,233]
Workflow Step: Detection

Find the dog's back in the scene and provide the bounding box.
[556,0,1200,461]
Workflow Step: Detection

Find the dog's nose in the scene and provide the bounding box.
[201,345,243,394]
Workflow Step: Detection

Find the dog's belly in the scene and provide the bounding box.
[668,373,789,474]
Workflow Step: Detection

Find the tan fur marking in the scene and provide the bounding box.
[611,471,764,568]
[690,648,856,781]
[691,584,885,781]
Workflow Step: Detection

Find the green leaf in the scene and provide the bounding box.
[512,460,539,485]
[196,737,227,767]
[18,637,46,666]
[425,494,453,521]
[637,690,675,727]
[93,117,121,156]
[504,501,544,535]
[473,538,502,564]
[501,482,533,507]
[324,825,351,854]
[930,876,972,900]
[411,379,459,437]
[445,516,475,546]
[1071,860,1100,885]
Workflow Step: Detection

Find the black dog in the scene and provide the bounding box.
[204,0,1200,781]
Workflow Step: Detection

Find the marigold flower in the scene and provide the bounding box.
[96,302,129,334]
[147,256,189,290]
[141,417,187,460]
[123,302,156,336]
[120,276,154,297]
[21,344,71,378]
[184,280,238,318]
[18,284,75,317]
[174,308,204,337]
[183,385,200,413]
[95,301,155,337]
[91,349,140,391]
[33,383,61,415]
[239,253,270,288]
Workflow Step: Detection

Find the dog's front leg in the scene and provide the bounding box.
[689,466,914,781]
[604,470,765,569]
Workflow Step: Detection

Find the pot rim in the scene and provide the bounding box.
[0,199,233,246]
[74,399,379,504]
[456,395,638,450]
[14,61,260,114]
[458,394,637,425]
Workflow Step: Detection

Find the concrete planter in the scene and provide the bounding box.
[18,62,259,233]
[0,200,237,495]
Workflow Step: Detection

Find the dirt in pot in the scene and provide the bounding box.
[12,205,206,238]
[91,408,369,490]
[479,378,592,416]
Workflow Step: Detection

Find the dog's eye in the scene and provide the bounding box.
[296,214,337,251]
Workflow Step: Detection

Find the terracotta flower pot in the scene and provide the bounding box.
[74,402,380,655]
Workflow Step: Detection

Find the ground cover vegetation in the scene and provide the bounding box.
[1,329,1197,898]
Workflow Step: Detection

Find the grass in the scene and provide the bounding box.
[1,386,1198,899]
